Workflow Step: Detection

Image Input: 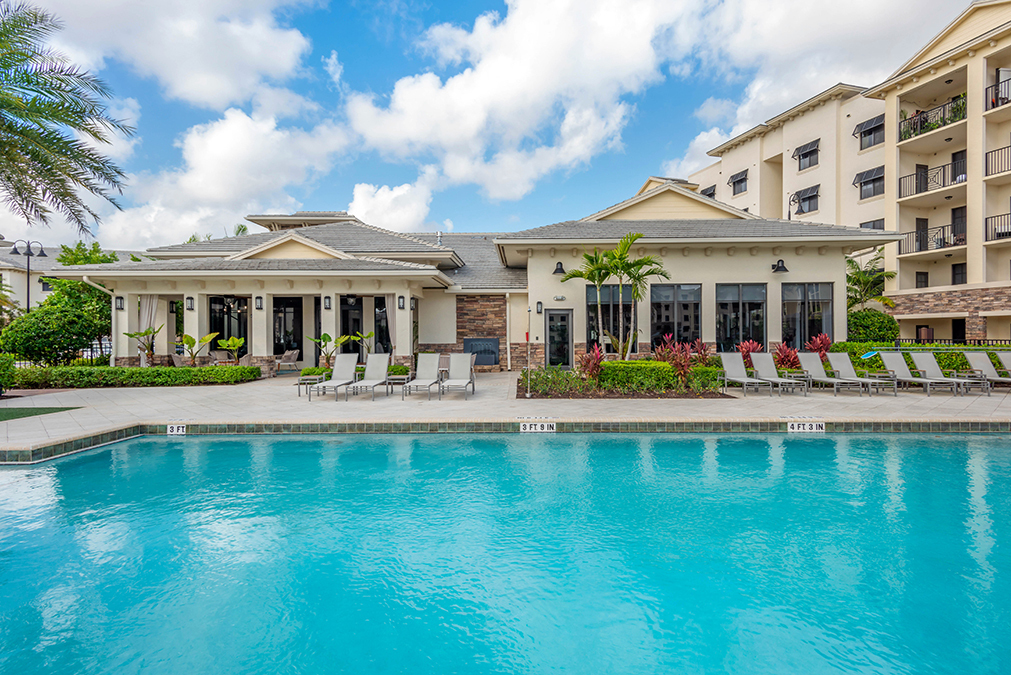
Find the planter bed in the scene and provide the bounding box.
[515,383,732,399]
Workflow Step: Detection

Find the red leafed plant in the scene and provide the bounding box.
[736,339,764,369]
[690,338,711,365]
[804,333,832,360]
[653,334,693,385]
[653,333,676,363]
[773,342,800,370]
[577,343,604,379]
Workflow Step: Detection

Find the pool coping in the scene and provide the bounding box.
[3,418,1011,465]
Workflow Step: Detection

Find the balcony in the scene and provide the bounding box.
[985,145,1011,181]
[898,96,967,143]
[898,221,966,255]
[898,159,967,199]
[985,213,1011,242]
[986,79,1011,111]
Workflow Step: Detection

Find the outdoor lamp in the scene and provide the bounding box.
[115,296,125,310]
[536,301,543,314]
[410,298,417,311]
[255,296,263,310]
[185,296,195,311]
[771,259,789,273]
[323,296,332,310]
[553,262,565,275]
[169,301,176,314]
[398,295,405,310]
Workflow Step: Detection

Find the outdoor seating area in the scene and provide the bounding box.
[305,352,478,402]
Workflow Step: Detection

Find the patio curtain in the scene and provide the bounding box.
[139,295,158,332]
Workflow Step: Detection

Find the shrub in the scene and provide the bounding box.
[70,354,110,367]
[804,333,832,360]
[301,366,328,377]
[653,335,692,385]
[773,343,800,369]
[577,343,604,379]
[520,366,595,396]
[827,342,1004,374]
[690,338,711,365]
[686,366,720,393]
[0,305,101,365]
[598,360,676,392]
[736,339,764,369]
[13,365,261,389]
[847,309,899,342]
[0,354,14,394]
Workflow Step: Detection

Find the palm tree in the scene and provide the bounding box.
[624,255,670,355]
[0,2,133,235]
[603,233,670,359]
[561,249,610,350]
[847,247,896,309]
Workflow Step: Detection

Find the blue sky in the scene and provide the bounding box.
[4,0,963,249]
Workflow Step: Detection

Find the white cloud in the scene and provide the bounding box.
[323,50,344,88]
[661,127,728,178]
[101,98,142,162]
[347,167,439,232]
[442,219,454,232]
[693,97,735,126]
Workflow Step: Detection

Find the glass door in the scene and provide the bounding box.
[340,295,364,360]
[545,310,572,368]
[272,297,303,359]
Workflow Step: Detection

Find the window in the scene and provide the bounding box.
[792,139,820,171]
[860,219,885,230]
[273,297,302,357]
[374,297,392,354]
[728,170,748,195]
[716,284,766,352]
[916,271,929,288]
[39,279,52,292]
[700,185,716,199]
[782,283,833,348]
[650,284,701,346]
[854,114,885,150]
[854,166,885,199]
[210,296,249,357]
[586,285,636,353]
[952,262,967,285]
[794,185,820,215]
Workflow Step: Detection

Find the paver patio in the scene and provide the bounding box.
[2,371,1011,452]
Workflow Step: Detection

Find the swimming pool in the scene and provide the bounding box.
[1,434,1008,674]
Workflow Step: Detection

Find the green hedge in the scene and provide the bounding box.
[599,360,676,392]
[14,365,262,389]
[0,354,14,394]
[847,309,899,342]
[686,366,721,393]
[828,342,1006,373]
[300,364,410,377]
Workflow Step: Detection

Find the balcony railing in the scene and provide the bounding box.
[985,213,1011,241]
[898,96,967,142]
[986,145,1011,175]
[986,79,1011,111]
[898,159,967,198]
[898,221,967,254]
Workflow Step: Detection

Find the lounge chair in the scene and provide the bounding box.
[276,349,299,373]
[911,352,985,396]
[751,353,808,396]
[962,352,1011,388]
[825,353,897,396]
[718,353,773,396]
[878,352,959,396]
[797,352,864,396]
[345,353,390,401]
[238,354,252,367]
[440,353,476,400]
[996,352,1011,375]
[209,350,230,366]
[309,353,358,401]
[402,353,441,400]
[171,353,185,368]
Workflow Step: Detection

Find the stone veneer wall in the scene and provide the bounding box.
[418,294,509,372]
[890,287,1011,339]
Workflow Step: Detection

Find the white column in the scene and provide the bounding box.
[154,297,170,355]
[393,293,413,366]
[701,282,717,345]
[251,292,272,357]
[121,293,140,359]
[110,294,120,365]
[767,282,782,345]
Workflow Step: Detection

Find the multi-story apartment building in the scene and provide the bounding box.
[689,84,886,230]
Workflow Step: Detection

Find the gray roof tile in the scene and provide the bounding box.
[50,257,437,273]
[498,218,901,240]
[413,233,527,289]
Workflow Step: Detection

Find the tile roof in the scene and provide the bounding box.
[497,218,902,240]
[413,233,527,289]
[0,249,147,272]
[49,257,438,273]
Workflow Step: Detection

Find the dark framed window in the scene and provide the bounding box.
[209,296,249,357]
[650,284,701,346]
[952,262,967,285]
[794,185,820,214]
[728,170,748,195]
[374,296,392,354]
[860,219,885,230]
[916,271,929,288]
[854,114,885,150]
[860,176,885,199]
[39,279,52,292]
[781,283,833,348]
[273,297,303,358]
[700,185,716,199]
[586,285,636,353]
[793,139,820,171]
[716,284,766,352]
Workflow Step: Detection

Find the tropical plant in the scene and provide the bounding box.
[307,332,351,368]
[561,248,610,350]
[773,342,800,370]
[184,233,212,243]
[217,336,245,362]
[0,2,134,234]
[689,338,711,365]
[352,330,374,354]
[602,232,669,359]
[233,223,248,237]
[847,309,899,342]
[847,247,896,309]
[124,324,163,364]
[576,343,604,380]
[0,304,100,365]
[804,333,832,360]
[0,279,19,327]
[735,339,764,369]
[174,332,219,366]
[41,241,117,347]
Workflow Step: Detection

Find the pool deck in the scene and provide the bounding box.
[2,371,1011,462]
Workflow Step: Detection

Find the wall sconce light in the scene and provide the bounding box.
[255,296,264,310]
[115,296,125,310]
[398,295,405,310]
[410,298,417,311]
[323,296,331,310]
[185,296,195,311]
[536,301,543,314]
[771,259,789,273]
[553,262,565,275]
[169,301,177,314]
[346,294,357,306]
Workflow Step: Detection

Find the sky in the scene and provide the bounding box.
[1,0,966,251]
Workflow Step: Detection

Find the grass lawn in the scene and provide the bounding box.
[0,407,78,422]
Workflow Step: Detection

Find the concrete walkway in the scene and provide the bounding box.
[2,371,1011,450]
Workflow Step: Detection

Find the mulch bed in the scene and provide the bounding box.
[516,383,732,399]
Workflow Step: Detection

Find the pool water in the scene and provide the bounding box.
[1,434,1009,674]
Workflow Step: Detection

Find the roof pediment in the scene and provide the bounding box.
[226,231,354,261]
[891,1,1011,78]
[583,180,756,222]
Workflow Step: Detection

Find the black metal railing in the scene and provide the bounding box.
[986,79,1011,111]
[895,339,1011,346]
[898,96,967,141]
[985,212,1011,241]
[898,221,967,254]
[898,159,967,198]
[986,145,1011,175]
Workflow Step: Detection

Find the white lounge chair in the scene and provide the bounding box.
[309,353,358,401]
[751,353,808,396]
[440,353,475,400]
[962,352,1011,388]
[718,353,773,396]
[879,352,959,396]
[825,353,897,396]
[995,352,1011,375]
[345,353,390,401]
[276,349,299,373]
[798,352,864,396]
[911,352,984,395]
[403,353,441,400]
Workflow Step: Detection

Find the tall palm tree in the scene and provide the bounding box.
[624,255,670,356]
[603,233,670,359]
[847,247,896,309]
[561,249,610,350]
[0,2,133,234]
